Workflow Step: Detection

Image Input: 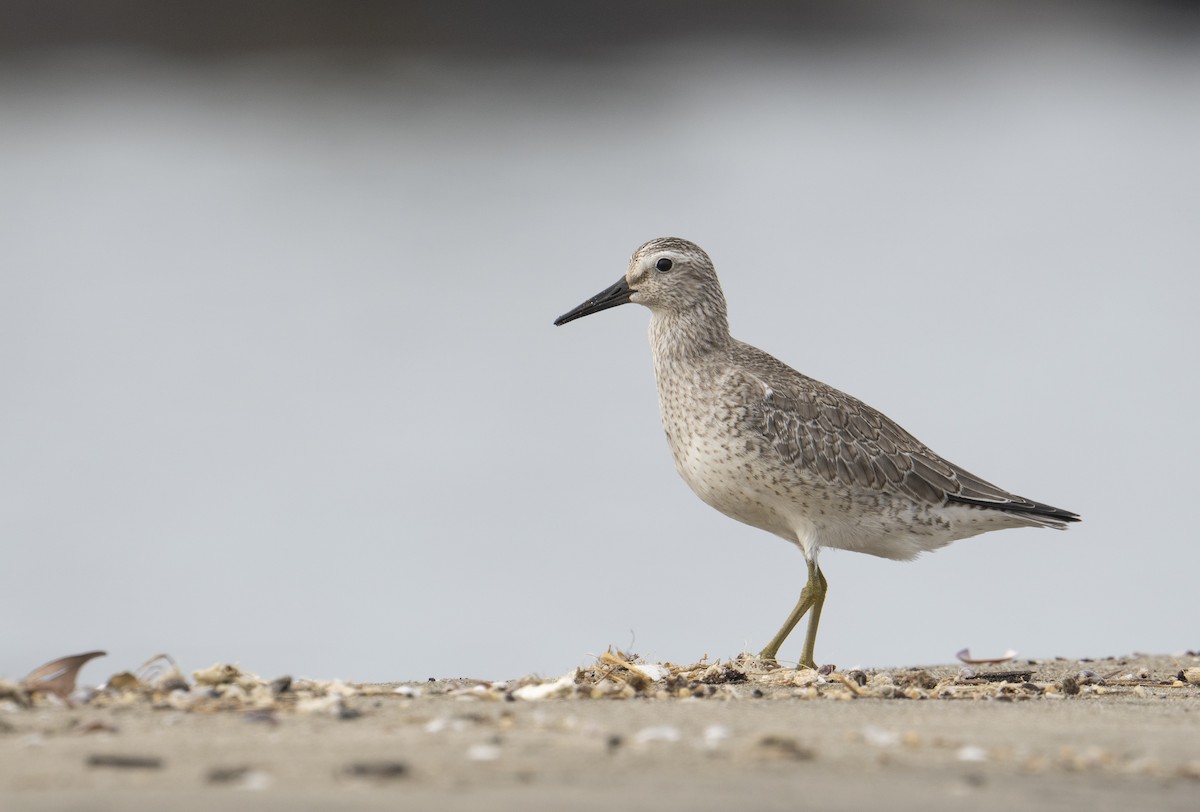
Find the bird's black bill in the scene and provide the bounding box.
[553,277,635,326]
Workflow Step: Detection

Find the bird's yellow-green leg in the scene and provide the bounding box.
[759,559,824,667]
[797,565,828,670]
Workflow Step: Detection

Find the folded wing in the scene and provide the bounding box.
[747,371,1079,528]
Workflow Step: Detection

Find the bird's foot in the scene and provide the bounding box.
[756,650,784,671]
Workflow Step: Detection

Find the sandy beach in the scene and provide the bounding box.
[2,652,1198,811]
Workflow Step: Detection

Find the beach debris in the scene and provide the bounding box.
[1,650,1190,718]
[243,709,278,725]
[467,742,502,761]
[22,651,107,704]
[86,754,163,769]
[756,734,815,760]
[957,745,989,762]
[342,760,409,780]
[596,651,668,691]
[424,717,449,733]
[105,672,142,692]
[965,670,1034,684]
[512,673,576,701]
[0,679,30,708]
[137,654,189,692]
[193,663,244,686]
[323,680,358,697]
[296,694,359,719]
[208,765,249,783]
[832,672,863,696]
[896,671,939,690]
[634,725,681,744]
[699,664,748,684]
[207,765,273,790]
[702,725,731,749]
[635,662,672,681]
[956,648,1018,665]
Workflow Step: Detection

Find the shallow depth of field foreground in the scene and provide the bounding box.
[2,651,1199,811]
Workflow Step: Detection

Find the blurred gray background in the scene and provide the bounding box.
[2,1,1197,683]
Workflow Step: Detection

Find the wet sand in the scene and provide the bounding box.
[2,653,1198,811]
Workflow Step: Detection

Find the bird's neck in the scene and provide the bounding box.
[648,304,732,369]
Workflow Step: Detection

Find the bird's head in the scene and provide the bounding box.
[554,237,724,326]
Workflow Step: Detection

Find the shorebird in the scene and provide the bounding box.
[554,237,1079,669]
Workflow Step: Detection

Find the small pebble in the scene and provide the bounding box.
[243,709,277,725]
[467,743,501,762]
[757,734,815,761]
[702,725,731,749]
[87,754,162,770]
[634,726,681,744]
[207,765,273,789]
[343,761,408,780]
[957,745,988,763]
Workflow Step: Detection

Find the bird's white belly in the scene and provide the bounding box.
[667,428,1024,562]
[667,430,800,544]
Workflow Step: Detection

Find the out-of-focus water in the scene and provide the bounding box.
[2,29,1197,681]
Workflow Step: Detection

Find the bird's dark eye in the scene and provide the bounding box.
[655,258,673,272]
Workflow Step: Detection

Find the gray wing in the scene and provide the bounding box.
[743,367,1076,522]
